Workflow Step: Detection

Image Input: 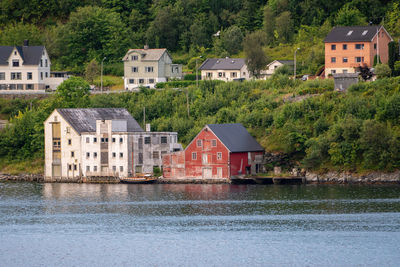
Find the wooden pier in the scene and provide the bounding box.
[230,176,305,185]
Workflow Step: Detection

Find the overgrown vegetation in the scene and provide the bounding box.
[2,76,400,174]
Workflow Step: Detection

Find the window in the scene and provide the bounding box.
[138,153,143,164]
[40,59,43,67]
[197,139,202,147]
[101,138,108,143]
[86,152,90,158]
[132,67,138,73]
[12,60,19,67]
[192,152,197,160]
[120,152,123,158]
[139,79,144,84]
[86,166,90,172]
[218,72,223,77]
[120,166,123,172]
[149,79,155,84]
[212,140,217,147]
[27,72,32,80]
[40,72,43,80]
[343,70,348,74]
[202,153,208,164]
[45,72,48,78]
[331,57,336,63]
[94,166,97,172]
[129,79,134,84]
[153,151,159,159]
[131,55,138,61]
[11,72,21,80]
[0,84,7,90]
[356,57,364,63]
[86,137,89,143]
[0,73,4,80]
[68,139,71,145]
[374,43,377,50]
[113,166,116,172]
[66,127,70,133]
[45,59,48,67]
[331,70,336,74]
[9,84,16,90]
[94,137,97,143]
[94,152,97,158]
[74,165,77,171]
[144,137,151,144]
[343,57,348,63]
[17,84,23,90]
[207,72,212,78]
[343,44,347,50]
[145,66,154,72]
[112,152,116,158]
[161,136,168,144]
[231,72,237,78]
[362,30,368,36]
[355,44,364,50]
[120,137,123,143]
[68,164,72,171]
[26,84,34,90]
[71,151,74,157]
[347,30,353,36]
[331,44,336,50]
[217,152,222,160]
[112,138,116,143]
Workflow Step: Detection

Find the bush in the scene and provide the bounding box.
[375,63,391,78]
[184,73,199,81]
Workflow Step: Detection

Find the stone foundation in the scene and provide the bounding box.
[305,171,400,184]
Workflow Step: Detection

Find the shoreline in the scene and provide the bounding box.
[1,172,400,184]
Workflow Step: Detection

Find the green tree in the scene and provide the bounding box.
[85,59,100,84]
[388,41,399,75]
[275,11,293,43]
[58,6,129,71]
[384,2,400,39]
[0,23,43,45]
[375,63,391,78]
[56,77,90,108]
[221,26,243,55]
[263,6,275,45]
[334,5,367,26]
[243,30,269,78]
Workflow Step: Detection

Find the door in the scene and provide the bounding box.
[52,164,61,177]
[217,167,223,178]
[202,168,212,178]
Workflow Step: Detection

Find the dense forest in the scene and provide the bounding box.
[1,0,400,74]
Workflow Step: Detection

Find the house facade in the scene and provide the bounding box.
[163,124,264,180]
[122,46,182,90]
[0,40,68,91]
[199,58,250,81]
[324,25,393,77]
[44,108,182,182]
[260,60,294,79]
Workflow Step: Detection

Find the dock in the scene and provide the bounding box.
[231,176,305,184]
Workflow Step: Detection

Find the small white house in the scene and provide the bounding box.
[199,58,250,81]
[122,46,182,90]
[260,60,294,79]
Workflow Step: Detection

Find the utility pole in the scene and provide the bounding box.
[101,57,106,92]
[294,48,300,79]
[196,56,202,88]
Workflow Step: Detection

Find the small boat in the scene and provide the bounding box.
[120,173,157,184]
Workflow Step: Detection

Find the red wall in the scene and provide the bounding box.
[230,151,264,176]
[184,127,230,178]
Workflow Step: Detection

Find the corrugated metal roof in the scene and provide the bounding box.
[122,48,168,61]
[324,25,389,43]
[207,123,264,152]
[0,45,45,65]
[57,108,143,134]
[199,58,246,70]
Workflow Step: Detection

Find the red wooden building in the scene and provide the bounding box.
[163,124,264,179]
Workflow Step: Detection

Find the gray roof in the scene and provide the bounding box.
[324,25,391,43]
[0,45,45,65]
[57,108,143,134]
[122,48,169,61]
[276,60,294,65]
[207,123,264,152]
[199,58,246,70]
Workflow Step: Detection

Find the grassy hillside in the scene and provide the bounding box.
[1,75,400,174]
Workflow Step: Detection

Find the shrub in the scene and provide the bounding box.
[375,63,391,78]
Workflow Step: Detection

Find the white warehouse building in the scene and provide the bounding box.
[44,108,182,182]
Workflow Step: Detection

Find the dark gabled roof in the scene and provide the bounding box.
[276,60,294,65]
[324,25,392,43]
[207,123,264,152]
[57,108,143,134]
[199,58,246,70]
[0,45,45,65]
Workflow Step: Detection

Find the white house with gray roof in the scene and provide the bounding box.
[199,58,250,81]
[0,40,69,91]
[44,108,182,182]
[260,60,294,79]
[122,46,182,90]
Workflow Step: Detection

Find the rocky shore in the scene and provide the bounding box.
[1,172,399,184]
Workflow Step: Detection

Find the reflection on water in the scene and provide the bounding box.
[1,182,400,266]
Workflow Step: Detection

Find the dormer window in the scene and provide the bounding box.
[362,30,368,36]
[347,30,353,36]
[12,60,19,67]
[131,55,138,61]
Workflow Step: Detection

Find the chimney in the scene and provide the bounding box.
[146,123,151,132]
[144,45,149,50]
[23,40,29,46]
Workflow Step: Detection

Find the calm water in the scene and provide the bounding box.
[1,182,400,266]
